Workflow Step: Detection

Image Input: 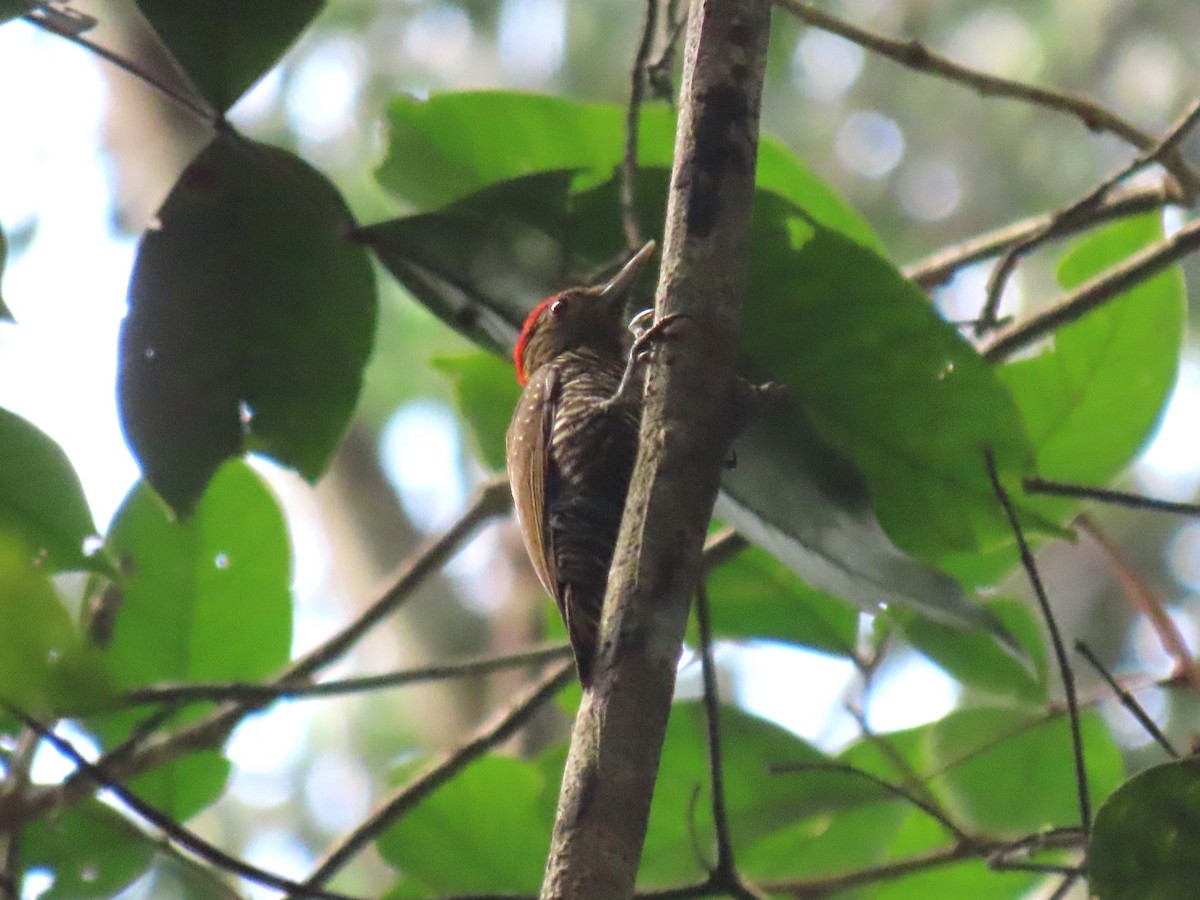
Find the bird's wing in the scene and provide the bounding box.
[506,365,561,602]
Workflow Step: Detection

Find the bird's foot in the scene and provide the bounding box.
[607,312,690,408]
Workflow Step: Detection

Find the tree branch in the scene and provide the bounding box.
[902,181,1181,290]
[982,215,1200,362]
[977,98,1200,334]
[540,1,771,897]
[8,477,511,827]
[293,661,574,895]
[774,0,1200,197]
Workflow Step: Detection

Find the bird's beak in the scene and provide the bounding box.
[597,240,657,301]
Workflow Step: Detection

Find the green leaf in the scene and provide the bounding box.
[0,532,113,714]
[0,407,100,572]
[119,135,376,515]
[377,756,551,894]
[639,703,891,884]
[431,353,521,471]
[929,707,1123,835]
[101,461,292,690]
[1089,758,1200,900]
[893,598,1046,702]
[704,544,858,657]
[377,91,881,250]
[129,750,232,822]
[745,201,1036,560]
[865,810,1039,899]
[368,91,1026,645]
[24,800,156,900]
[135,0,323,112]
[1001,213,1185,492]
[370,174,1014,647]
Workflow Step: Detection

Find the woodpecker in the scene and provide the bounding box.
[506,241,658,686]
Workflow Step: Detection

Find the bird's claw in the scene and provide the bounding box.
[629,312,689,362]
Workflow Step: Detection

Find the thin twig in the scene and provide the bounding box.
[977,98,1200,334]
[0,728,39,897]
[1078,515,1200,696]
[694,584,766,899]
[11,478,512,828]
[23,9,216,124]
[2,706,362,900]
[985,451,1090,835]
[621,0,659,250]
[904,182,1183,289]
[1075,641,1179,759]
[982,214,1200,362]
[773,0,1200,197]
[121,643,571,706]
[1025,476,1200,517]
[293,661,574,895]
[770,762,972,843]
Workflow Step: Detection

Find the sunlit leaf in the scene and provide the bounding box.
[377,91,881,250]
[0,532,113,714]
[24,800,155,900]
[929,707,1123,835]
[377,756,552,894]
[120,135,375,515]
[102,461,292,691]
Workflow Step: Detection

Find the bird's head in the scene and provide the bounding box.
[513,240,656,385]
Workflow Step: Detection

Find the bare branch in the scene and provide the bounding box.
[23,9,216,124]
[122,643,570,706]
[982,215,1200,362]
[984,452,1090,835]
[1075,641,1179,759]
[774,0,1200,197]
[622,0,660,249]
[541,0,771,896]
[3,707,362,900]
[1024,477,1200,516]
[11,477,512,827]
[1079,516,1200,696]
[293,661,574,895]
[903,182,1181,290]
[978,98,1200,334]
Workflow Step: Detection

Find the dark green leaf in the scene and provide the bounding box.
[135,0,323,112]
[745,200,1036,560]
[705,544,858,657]
[102,461,291,689]
[1089,758,1200,900]
[431,353,521,471]
[24,800,156,900]
[0,532,113,715]
[0,407,100,572]
[120,135,375,515]
[893,598,1046,701]
[376,756,551,894]
[929,707,1123,834]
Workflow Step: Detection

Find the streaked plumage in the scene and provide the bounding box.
[506,242,655,685]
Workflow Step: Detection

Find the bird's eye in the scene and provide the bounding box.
[550,298,566,316]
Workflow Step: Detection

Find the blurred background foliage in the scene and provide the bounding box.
[2,0,1200,897]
